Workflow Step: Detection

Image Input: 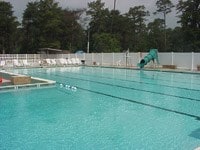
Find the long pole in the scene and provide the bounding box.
[111,0,117,33]
[87,27,90,53]
[164,11,166,51]
[114,0,116,10]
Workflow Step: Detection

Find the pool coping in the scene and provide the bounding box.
[0,70,56,91]
[86,65,200,75]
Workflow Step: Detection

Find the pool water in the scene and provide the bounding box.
[0,67,200,149]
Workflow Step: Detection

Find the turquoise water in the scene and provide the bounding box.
[0,67,200,150]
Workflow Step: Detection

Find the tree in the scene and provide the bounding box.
[154,0,174,51]
[93,33,121,52]
[109,10,130,51]
[60,9,85,52]
[0,1,19,53]
[37,0,63,50]
[22,1,40,53]
[125,6,149,51]
[22,0,85,53]
[147,19,165,51]
[22,0,63,53]
[177,0,200,52]
[86,0,112,52]
[167,27,185,52]
[87,0,108,34]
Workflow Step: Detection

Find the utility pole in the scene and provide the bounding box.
[114,0,116,10]
[164,11,166,51]
[111,0,117,33]
[87,26,90,53]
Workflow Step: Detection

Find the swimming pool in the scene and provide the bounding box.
[0,66,199,149]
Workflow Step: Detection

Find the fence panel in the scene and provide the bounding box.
[92,53,102,65]
[0,52,200,70]
[193,53,200,70]
[173,53,192,69]
[113,53,124,66]
[103,53,113,66]
[85,53,93,65]
[158,53,172,65]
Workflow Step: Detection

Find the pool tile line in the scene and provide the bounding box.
[55,81,200,121]
[87,66,200,84]
[39,71,200,103]
[81,70,200,90]
[58,69,200,92]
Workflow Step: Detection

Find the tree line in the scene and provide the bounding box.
[0,0,199,54]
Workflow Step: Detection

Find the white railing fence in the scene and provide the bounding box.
[0,52,200,70]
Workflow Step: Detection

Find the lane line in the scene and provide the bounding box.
[56,82,200,121]
[45,72,200,102]
[63,68,200,92]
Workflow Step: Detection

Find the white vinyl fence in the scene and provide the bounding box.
[0,52,200,71]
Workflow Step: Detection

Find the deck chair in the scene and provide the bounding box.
[51,59,57,66]
[13,59,23,67]
[0,60,6,67]
[22,60,30,67]
[67,59,73,65]
[45,59,52,66]
[75,58,81,65]
[58,58,68,65]
[70,58,76,65]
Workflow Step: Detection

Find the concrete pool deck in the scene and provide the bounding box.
[0,70,56,91]
[0,64,199,92]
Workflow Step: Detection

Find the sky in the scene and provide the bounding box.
[4,0,180,28]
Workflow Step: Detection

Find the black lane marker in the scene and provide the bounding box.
[43,71,200,102]
[88,67,200,86]
[56,82,200,121]
[28,71,200,121]
[63,69,200,92]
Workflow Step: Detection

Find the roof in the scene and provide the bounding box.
[39,48,62,52]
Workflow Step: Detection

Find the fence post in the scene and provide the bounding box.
[191,52,194,71]
[101,53,103,66]
[112,53,114,66]
[34,54,35,63]
[68,54,70,59]
[83,53,85,61]
[92,53,94,65]
[171,52,174,65]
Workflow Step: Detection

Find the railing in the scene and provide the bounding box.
[0,52,200,71]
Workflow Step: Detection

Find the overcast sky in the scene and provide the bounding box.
[4,0,180,28]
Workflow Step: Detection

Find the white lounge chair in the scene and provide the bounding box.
[22,60,30,67]
[45,59,52,66]
[0,60,6,67]
[76,58,81,65]
[71,58,77,65]
[13,59,23,67]
[67,59,73,65]
[58,58,68,65]
[116,60,121,66]
[51,59,57,65]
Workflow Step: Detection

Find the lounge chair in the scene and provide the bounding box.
[71,58,81,65]
[51,59,57,65]
[13,59,23,67]
[58,58,68,65]
[75,58,81,65]
[45,59,52,66]
[0,60,6,67]
[116,60,121,66]
[67,59,73,65]
[22,60,30,67]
